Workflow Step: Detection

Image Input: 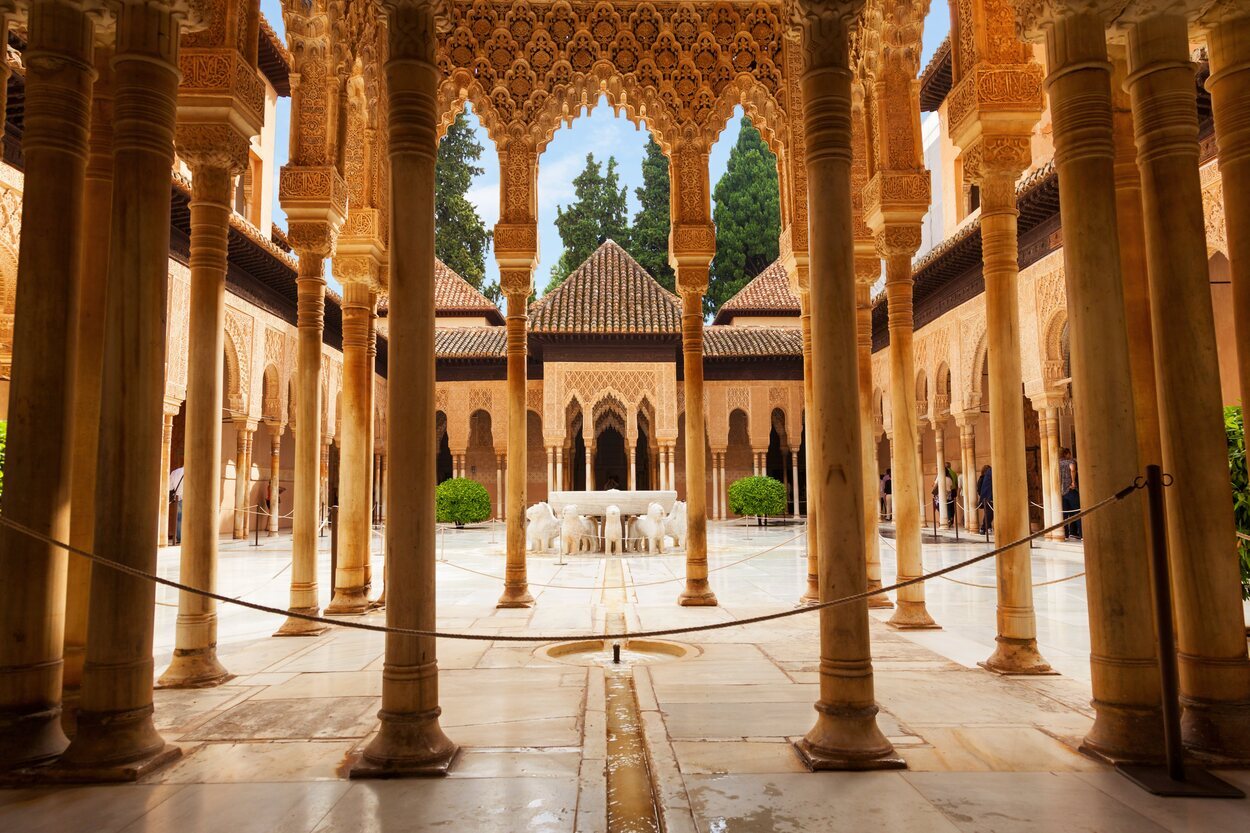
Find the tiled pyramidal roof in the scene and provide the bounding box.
[529,240,682,335]
[713,258,801,324]
[704,326,802,358]
[434,259,502,317]
[435,327,506,359]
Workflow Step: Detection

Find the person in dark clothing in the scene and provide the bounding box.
[881,468,892,520]
[977,465,994,535]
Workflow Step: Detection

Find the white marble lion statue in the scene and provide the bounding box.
[525,502,560,553]
[561,505,597,555]
[629,502,667,554]
[664,500,687,550]
[604,505,624,556]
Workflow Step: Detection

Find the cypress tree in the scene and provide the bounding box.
[435,113,495,300]
[627,138,675,292]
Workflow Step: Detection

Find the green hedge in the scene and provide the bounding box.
[728,475,786,524]
[436,477,492,527]
[1226,406,1249,600]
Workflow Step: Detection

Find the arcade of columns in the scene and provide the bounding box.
[0,0,1247,780]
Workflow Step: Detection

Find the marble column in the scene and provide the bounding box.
[794,2,900,770]
[270,430,283,535]
[275,254,331,636]
[882,234,935,629]
[555,446,564,493]
[856,276,889,607]
[59,0,183,775]
[791,450,800,517]
[666,444,677,495]
[499,285,533,607]
[934,423,949,528]
[496,454,505,522]
[627,445,637,490]
[379,454,387,524]
[328,281,373,614]
[585,442,595,490]
[65,46,115,698]
[155,403,178,546]
[546,446,554,492]
[678,283,715,606]
[233,423,253,539]
[1110,52,1163,472]
[0,0,93,768]
[799,287,820,604]
[1035,10,1169,759]
[957,419,978,532]
[1207,14,1250,420]
[356,0,457,775]
[1040,405,1064,540]
[157,158,243,687]
[1126,13,1250,755]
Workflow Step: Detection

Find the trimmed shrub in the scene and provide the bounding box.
[436,477,492,527]
[1226,406,1249,600]
[728,475,787,525]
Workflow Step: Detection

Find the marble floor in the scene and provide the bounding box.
[3,520,1248,832]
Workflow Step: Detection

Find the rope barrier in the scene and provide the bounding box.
[437,529,808,590]
[0,479,1142,644]
[876,525,1091,588]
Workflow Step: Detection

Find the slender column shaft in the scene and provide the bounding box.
[795,8,899,769]
[1207,16,1250,419]
[1127,14,1250,754]
[270,433,282,535]
[934,425,949,527]
[1041,13,1169,758]
[499,290,533,606]
[65,47,114,697]
[959,423,978,532]
[791,450,800,517]
[555,446,563,493]
[1042,409,1064,539]
[0,1,93,768]
[276,260,328,635]
[232,426,251,538]
[496,455,504,522]
[60,1,182,772]
[156,407,175,545]
[667,444,676,494]
[979,168,1048,673]
[586,444,594,490]
[883,252,933,628]
[357,0,457,775]
[627,446,637,491]
[328,282,372,614]
[678,290,715,605]
[799,289,819,603]
[546,447,554,492]
[856,283,888,606]
[158,163,236,687]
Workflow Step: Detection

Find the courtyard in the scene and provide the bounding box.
[1,522,1245,832]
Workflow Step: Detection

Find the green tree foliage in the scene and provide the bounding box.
[626,138,675,292]
[435,477,492,527]
[1226,406,1250,599]
[436,113,496,301]
[708,118,781,316]
[547,153,629,292]
[728,475,787,525]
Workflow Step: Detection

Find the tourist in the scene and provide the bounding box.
[168,465,185,545]
[977,465,994,535]
[1060,447,1081,540]
[945,462,958,524]
[881,468,892,520]
[931,463,954,524]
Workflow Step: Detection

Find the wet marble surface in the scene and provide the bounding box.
[4,521,1246,832]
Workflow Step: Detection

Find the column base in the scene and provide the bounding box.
[156,648,234,689]
[794,703,906,771]
[497,585,535,608]
[887,600,939,629]
[326,587,371,615]
[798,588,821,607]
[1078,700,1166,765]
[351,710,459,778]
[678,581,718,607]
[1181,696,1250,763]
[57,704,178,781]
[866,579,894,609]
[0,706,68,772]
[979,637,1055,675]
[273,607,330,637]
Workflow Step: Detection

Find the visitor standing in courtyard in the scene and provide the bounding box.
[1060,447,1081,540]
[169,465,185,545]
[977,465,993,535]
[881,468,892,520]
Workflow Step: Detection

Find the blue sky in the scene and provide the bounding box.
[260,1,949,297]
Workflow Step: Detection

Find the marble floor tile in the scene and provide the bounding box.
[671,740,808,775]
[1076,771,1250,833]
[149,741,353,783]
[184,697,380,741]
[450,749,583,779]
[0,785,184,833]
[309,778,578,832]
[903,772,1172,833]
[119,781,351,833]
[685,772,962,832]
[451,716,583,747]
[249,671,383,700]
[900,727,1100,772]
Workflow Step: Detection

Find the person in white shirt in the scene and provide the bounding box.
[169,465,185,545]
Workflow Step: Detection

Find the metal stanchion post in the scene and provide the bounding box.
[1115,465,1244,798]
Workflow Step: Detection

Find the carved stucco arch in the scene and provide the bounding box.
[223,328,244,417]
[261,363,282,423]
